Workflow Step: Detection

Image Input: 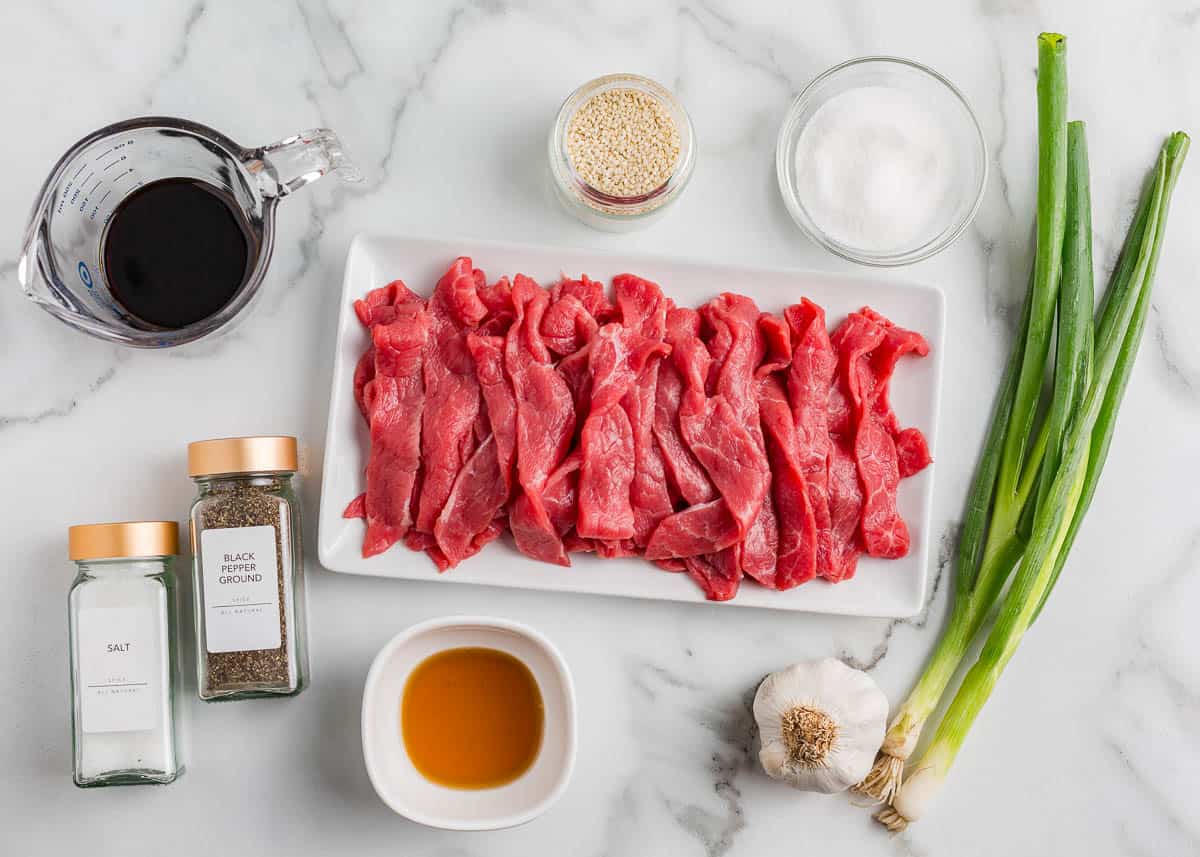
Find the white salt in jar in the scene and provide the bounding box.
[67,521,182,787]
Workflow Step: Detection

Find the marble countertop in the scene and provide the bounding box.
[4,2,1198,855]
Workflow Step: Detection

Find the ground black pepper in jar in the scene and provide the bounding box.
[188,436,310,700]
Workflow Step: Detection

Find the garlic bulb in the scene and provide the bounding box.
[754,658,889,794]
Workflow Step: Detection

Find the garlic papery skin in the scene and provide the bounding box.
[754,658,889,794]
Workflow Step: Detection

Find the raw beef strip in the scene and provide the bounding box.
[700,294,774,585]
[785,300,837,579]
[684,554,741,602]
[353,279,424,328]
[553,274,616,323]
[827,312,887,579]
[557,345,593,418]
[350,279,426,423]
[353,347,376,421]
[577,324,640,541]
[849,310,932,559]
[644,395,763,559]
[542,451,582,537]
[541,293,600,356]
[653,308,717,506]
[896,428,932,477]
[614,274,674,546]
[359,304,431,557]
[506,274,577,565]
[758,374,818,588]
[653,359,715,506]
[415,258,487,534]
[644,303,769,565]
[433,434,508,566]
[467,333,517,491]
[477,275,513,319]
[757,313,793,377]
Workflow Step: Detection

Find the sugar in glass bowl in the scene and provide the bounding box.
[777,57,987,266]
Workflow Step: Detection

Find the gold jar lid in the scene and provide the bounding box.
[69,521,180,561]
[188,435,298,477]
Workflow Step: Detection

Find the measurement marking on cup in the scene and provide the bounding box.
[90,189,113,221]
[103,155,126,171]
[72,161,89,180]
[112,168,135,185]
[89,178,102,194]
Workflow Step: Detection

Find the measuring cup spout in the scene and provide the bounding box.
[243,129,362,199]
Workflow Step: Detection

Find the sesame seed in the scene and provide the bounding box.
[566,87,681,199]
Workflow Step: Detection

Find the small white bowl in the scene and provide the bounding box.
[361,616,576,830]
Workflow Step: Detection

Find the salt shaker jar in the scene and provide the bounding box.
[67,521,182,787]
[188,436,310,701]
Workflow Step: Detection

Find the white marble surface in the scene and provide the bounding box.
[3,1,1199,854]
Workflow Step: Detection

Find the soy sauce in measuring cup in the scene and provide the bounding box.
[102,178,253,329]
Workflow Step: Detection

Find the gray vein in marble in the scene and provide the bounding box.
[359,1,501,193]
[678,1,797,91]
[1149,304,1199,403]
[0,364,119,431]
[296,0,365,89]
[1103,736,1200,853]
[839,522,956,672]
[608,660,755,857]
[145,0,206,106]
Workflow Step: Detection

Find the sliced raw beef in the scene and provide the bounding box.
[541,293,600,357]
[700,294,773,587]
[354,279,425,328]
[757,313,793,377]
[353,347,376,421]
[467,333,518,491]
[827,311,887,580]
[846,310,933,559]
[653,308,716,506]
[896,428,932,477]
[577,324,640,540]
[433,434,508,566]
[645,395,763,559]
[644,301,770,571]
[506,275,577,565]
[346,264,934,602]
[557,345,593,418]
[553,274,616,323]
[684,554,741,602]
[785,300,837,580]
[758,374,818,588]
[358,304,431,557]
[614,274,673,546]
[415,258,487,534]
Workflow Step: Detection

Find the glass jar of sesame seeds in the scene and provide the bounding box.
[549,73,696,231]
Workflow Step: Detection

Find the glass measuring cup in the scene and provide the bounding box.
[18,116,361,347]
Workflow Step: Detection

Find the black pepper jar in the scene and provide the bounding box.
[188,436,309,701]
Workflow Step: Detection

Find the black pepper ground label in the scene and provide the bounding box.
[198,486,290,689]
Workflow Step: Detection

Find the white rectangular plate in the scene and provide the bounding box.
[319,235,944,617]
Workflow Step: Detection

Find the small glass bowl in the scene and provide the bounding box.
[776,57,987,266]
[549,74,696,232]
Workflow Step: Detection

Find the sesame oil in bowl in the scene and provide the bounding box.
[401,647,544,790]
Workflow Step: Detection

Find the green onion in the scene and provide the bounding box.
[854,33,1069,803]
[878,131,1188,831]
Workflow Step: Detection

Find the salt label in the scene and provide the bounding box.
[78,606,159,733]
[201,525,282,653]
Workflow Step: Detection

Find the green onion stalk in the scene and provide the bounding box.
[877,130,1188,831]
[855,32,1070,803]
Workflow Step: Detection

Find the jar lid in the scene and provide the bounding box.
[69,521,180,561]
[188,435,298,477]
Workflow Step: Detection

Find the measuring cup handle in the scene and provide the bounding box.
[244,129,362,198]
